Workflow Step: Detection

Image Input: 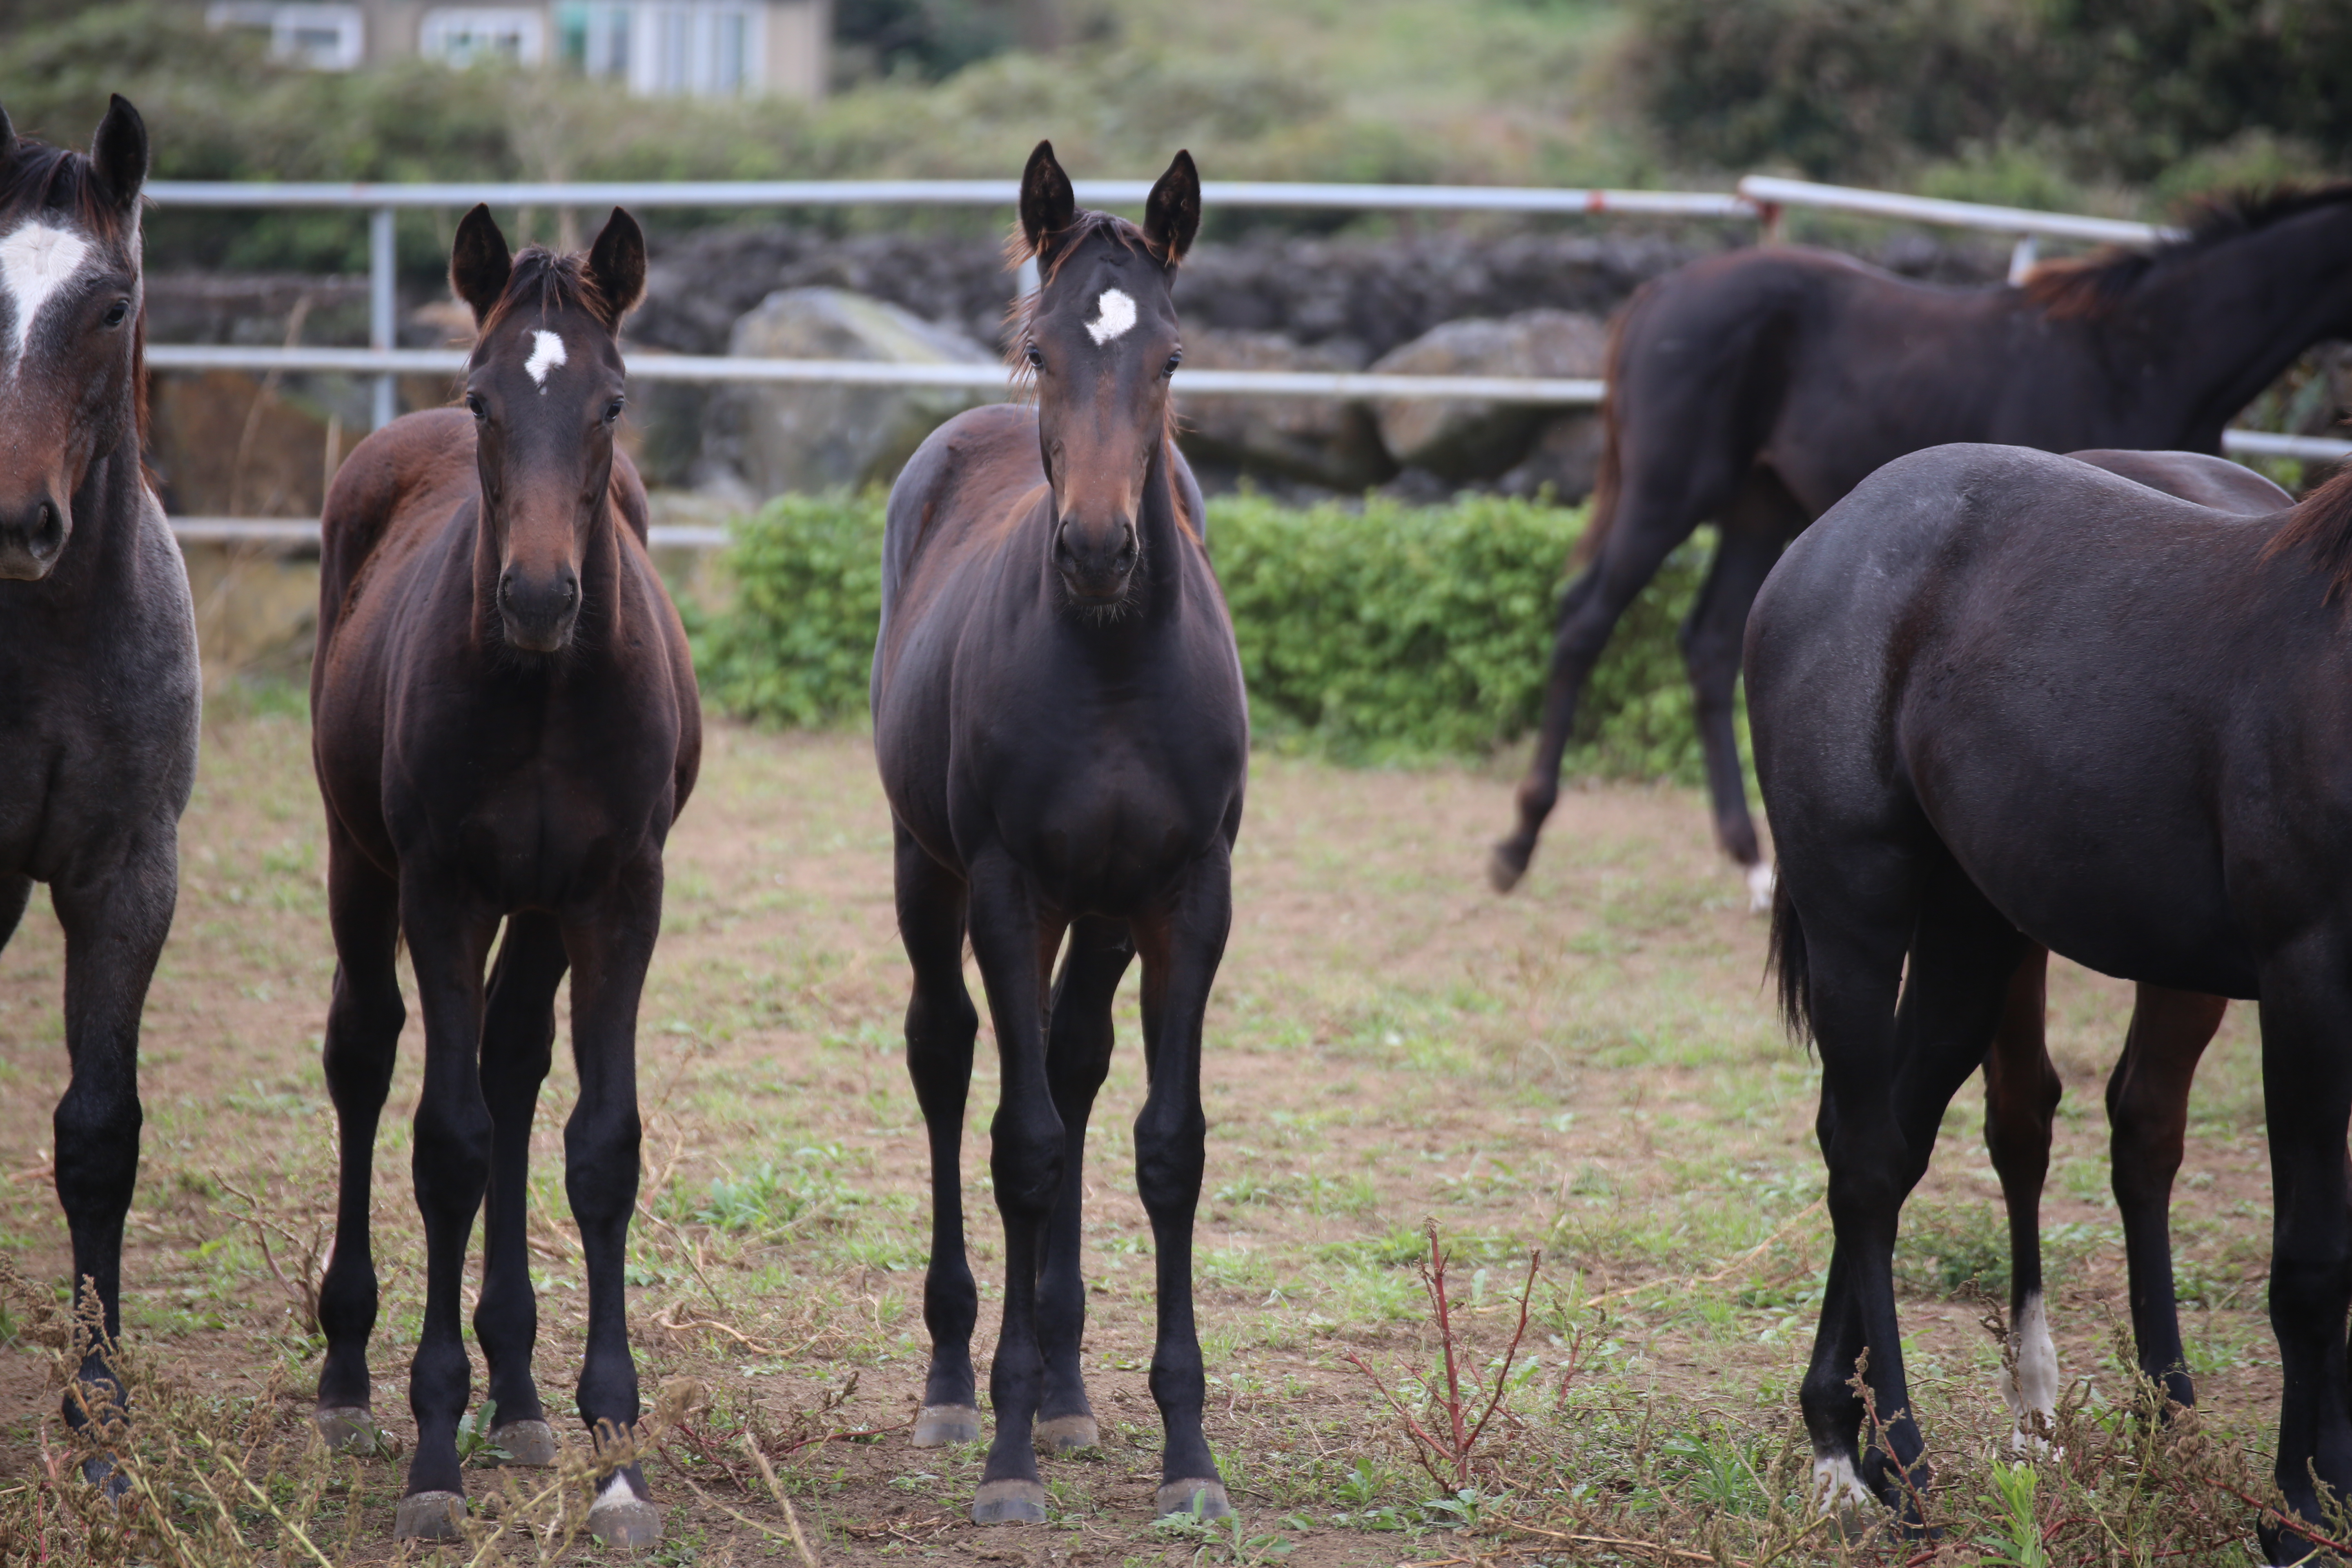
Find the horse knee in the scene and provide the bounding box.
[988,1110,1063,1218]
[1134,1105,1206,1220]
[53,1085,140,1211]
[413,1102,492,1207]
[563,1109,641,1228]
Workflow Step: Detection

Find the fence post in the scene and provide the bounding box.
[369,205,396,429]
[2006,233,2039,286]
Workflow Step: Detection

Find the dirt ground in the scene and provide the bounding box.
[0,712,2283,1564]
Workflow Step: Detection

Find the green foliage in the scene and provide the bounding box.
[689,488,1724,782]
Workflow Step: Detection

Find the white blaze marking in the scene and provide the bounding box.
[2000,1289,2060,1451]
[1810,1454,1873,1512]
[0,221,93,369]
[1084,287,1137,345]
[524,329,568,389]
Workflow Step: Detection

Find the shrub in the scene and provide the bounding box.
[690,488,1726,782]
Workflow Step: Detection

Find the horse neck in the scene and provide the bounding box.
[1134,433,1189,619]
[2125,207,2352,437]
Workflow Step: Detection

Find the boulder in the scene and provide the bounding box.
[1174,329,1394,491]
[1498,414,1609,504]
[1370,310,1608,484]
[704,287,1004,498]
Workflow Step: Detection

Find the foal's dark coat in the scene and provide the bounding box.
[308,206,698,1544]
[1748,444,2352,1561]
[1494,187,2352,894]
[0,97,197,1480]
[871,142,1247,1524]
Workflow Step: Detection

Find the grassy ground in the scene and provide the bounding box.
[0,706,2296,1564]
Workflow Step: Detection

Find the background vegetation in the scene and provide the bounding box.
[690,490,1724,777]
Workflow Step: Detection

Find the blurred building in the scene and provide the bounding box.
[203,0,831,98]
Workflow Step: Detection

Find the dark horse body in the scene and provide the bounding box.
[1749,443,2352,1561]
[1493,187,2352,900]
[0,98,198,1482]
[872,143,1247,1524]
[309,206,697,1544]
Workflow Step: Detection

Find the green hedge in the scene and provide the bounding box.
[688,490,1726,782]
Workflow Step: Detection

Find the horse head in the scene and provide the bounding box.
[1015,140,1198,611]
[0,96,147,582]
[450,203,645,654]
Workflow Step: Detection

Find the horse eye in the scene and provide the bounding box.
[466,392,488,419]
[604,397,625,424]
[1164,351,1183,377]
[100,299,130,329]
[1025,344,1045,370]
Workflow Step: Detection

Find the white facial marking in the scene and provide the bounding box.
[2000,1289,2061,1452]
[1746,860,1777,914]
[0,221,94,369]
[1810,1454,1873,1512]
[524,329,568,389]
[1084,287,1137,346]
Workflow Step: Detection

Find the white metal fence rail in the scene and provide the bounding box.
[143,174,2352,546]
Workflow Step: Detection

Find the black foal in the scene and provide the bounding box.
[871,142,1248,1524]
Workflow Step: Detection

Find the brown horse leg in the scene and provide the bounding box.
[1980,946,2062,1445]
[1130,841,1234,1519]
[560,859,664,1547]
[894,825,984,1450]
[48,825,177,1492]
[1036,916,1135,1452]
[471,912,569,1468]
[2107,985,2226,1414]
[964,850,1069,1524]
[1677,496,1794,904]
[1490,514,1707,893]
[314,829,405,1453]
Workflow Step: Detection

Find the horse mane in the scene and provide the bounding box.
[479,247,609,337]
[0,134,150,463]
[2264,465,2352,599]
[2023,185,2352,318]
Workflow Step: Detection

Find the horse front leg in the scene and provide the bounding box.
[314,830,405,1454]
[2107,985,2225,1415]
[392,877,500,1543]
[893,826,984,1448]
[963,850,1066,1525]
[48,824,177,1492]
[1037,916,1135,1452]
[473,911,570,1468]
[1980,946,2062,1445]
[1131,842,1233,1519]
[562,860,663,1548]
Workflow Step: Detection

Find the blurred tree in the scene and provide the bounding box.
[832,0,1017,80]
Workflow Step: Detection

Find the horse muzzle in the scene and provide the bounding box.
[0,495,69,581]
[1054,517,1139,604]
[497,565,581,653]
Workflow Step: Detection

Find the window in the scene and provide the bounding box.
[633,3,765,98]
[205,3,365,71]
[419,8,548,68]
[557,3,634,78]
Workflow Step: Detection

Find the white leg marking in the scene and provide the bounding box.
[2000,1289,2060,1451]
[525,329,568,388]
[1746,860,1776,913]
[594,1472,637,1508]
[0,220,93,368]
[1810,1453,1873,1512]
[1084,287,1137,345]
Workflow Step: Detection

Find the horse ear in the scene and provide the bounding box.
[1020,140,1076,260]
[584,206,646,328]
[89,95,147,215]
[451,204,513,326]
[1143,149,1199,265]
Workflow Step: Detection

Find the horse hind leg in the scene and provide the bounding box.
[472,911,569,1468]
[893,826,986,1451]
[1980,946,2062,1447]
[1036,916,1135,1453]
[2106,985,2225,1415]
[0,872,31,954]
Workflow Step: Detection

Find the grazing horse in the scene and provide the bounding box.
[1977,449,2280,1439]
[0,95,195,1487]
[872,141,1247,1525]
[308,205,698,1545]
[1492,186,2352,902]
[1748,443,2352,1562]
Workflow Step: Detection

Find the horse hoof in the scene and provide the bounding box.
[313,1406,383,1454]
[1487,842,1528,894]
[1157,1478,1232,1519]
[1745,861,1776,913]
[971,1478,1048,1525]
[78,1453,128,1502]
[589,1478,663,1548]
[912,1403,982,1446]
[488,1419,559,1466]
[394,1490,468,1541]
[1034,1413,1098,1452]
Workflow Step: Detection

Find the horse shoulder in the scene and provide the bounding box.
[610,451,651,546]
[318,410,477,646]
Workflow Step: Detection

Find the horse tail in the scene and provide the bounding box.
[1570,289,1642,566]
[1768,875,1813,1045]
